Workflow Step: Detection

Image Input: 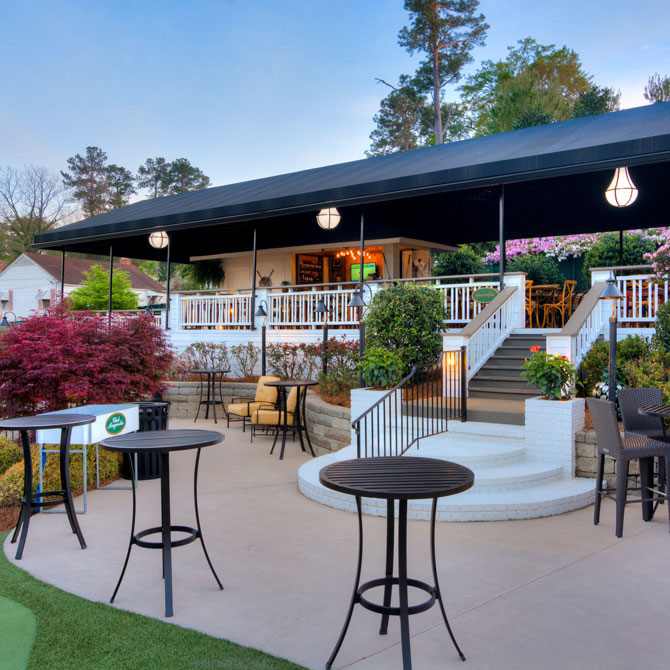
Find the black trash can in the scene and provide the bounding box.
[121,401,171,480]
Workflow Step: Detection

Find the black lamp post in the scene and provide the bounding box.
[598,271,624,403]
[0,311,16,332]
[348,286,369,388]
[315,297,330,376]
[255,300,269,375]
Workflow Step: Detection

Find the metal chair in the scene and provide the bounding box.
[587,398,670,538]
[542,280,577,327]
[227,375,280,432]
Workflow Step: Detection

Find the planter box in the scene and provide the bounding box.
[525,396,585,477]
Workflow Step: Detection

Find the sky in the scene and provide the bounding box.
[1,0,669,190]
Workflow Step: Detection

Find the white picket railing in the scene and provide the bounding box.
[433,281,500,325]
[269,287,359,328]
[616,274,669,325]
[179,294,252,328]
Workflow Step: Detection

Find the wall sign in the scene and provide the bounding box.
[105,413,127,434]
[472,287,499,304]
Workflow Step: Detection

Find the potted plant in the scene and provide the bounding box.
[520,346,577,400]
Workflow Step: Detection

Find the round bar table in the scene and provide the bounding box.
[264,380,317,460]
[638,404,670,432]
[192,368,230,424]
[0,413,95,560]
[320,456,474,670]
[100,429,223,617]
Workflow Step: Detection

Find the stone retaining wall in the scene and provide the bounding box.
[576,429,637,487]
[163,382,351,455]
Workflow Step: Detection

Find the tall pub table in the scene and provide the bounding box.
[638,404,670,519]
[192,368,230,424]
[100,429,223,617]
[0,413,95,559]
[320,456,474,670]
[264,380,317,460]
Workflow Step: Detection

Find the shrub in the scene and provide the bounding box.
[654,302,670,352]
[0,436,22,475]
[230,343,260,377]
[266,342,319,379]
[582,232,655,282]
[183,342,229,370]
[520,349,578,400]
[0,305,173,417]
[0,444,120,507]
[624,347,670,403]
[365,283,445,374]
[432,246,484,281]
[315,337,359,399]
[360,347,404,388]
[69,265,139,310]
[645,243,670,281]
[507,254,564,285]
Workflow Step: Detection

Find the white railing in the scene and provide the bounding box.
[574,301,608,365]
[433,281,499,325]
[269,287,359,328]
[616,274,669,325]
[463,290,517,380]
[179,294,252,328]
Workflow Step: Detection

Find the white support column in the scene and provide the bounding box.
[443,334,467,397]
[168,294,180,331]
[502,271,527,328]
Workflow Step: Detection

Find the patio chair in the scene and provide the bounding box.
[250,386,298,448]
[525,280,539,328]
[542,280,577,328]
[227,375,280,432]
[586,398,670,538]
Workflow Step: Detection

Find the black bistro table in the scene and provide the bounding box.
[320,456,474,670]
[638,404,670,434]
[100,429,223,617]
[264,380,317,460]
[0,413,95,559]
[192,368,230,424]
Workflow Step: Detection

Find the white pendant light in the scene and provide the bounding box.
[148,231,169,248]
[316,207,341,230]
[605,167,638,207]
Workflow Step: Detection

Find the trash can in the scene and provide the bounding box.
[121,401,171,480]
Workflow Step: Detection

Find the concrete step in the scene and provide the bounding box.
[469,376,538,391]
[446,420,525,440]
[413,434,525,467]
[469,387,541,401]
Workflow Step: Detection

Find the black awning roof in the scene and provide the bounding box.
[34,103,670,262]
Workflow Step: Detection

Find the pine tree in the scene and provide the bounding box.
[136,157,171,198]
[61,146,110,217]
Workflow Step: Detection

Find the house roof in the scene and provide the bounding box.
[24,253,165,292]
[33,103,670,262]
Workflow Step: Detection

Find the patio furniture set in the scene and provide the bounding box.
[525,279,581,328]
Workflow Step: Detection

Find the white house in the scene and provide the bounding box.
[0,253,166,319]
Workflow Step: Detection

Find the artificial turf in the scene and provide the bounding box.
[0,533,306,670]
[0,595,36,670]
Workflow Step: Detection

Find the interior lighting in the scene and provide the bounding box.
[605,167,638,207]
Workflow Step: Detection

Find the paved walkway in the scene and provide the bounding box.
[4,417,670,670]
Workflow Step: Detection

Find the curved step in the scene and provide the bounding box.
[408,436,525,467]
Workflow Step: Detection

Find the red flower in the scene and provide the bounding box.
[530,345,541,353]
[561,356,567,359]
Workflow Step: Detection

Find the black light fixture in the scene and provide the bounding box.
[598,271,624,403]
[255,300,269,375]
[144,305,154,316]
[315,297,330,376]
[0,311,16,331]
[347,285,372,387]
[347,289,366,308]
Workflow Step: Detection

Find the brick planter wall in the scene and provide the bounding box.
[164,381,351,455]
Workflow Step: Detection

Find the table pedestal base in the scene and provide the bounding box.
[326,497,465,670]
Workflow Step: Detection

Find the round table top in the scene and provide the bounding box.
[101,429,223,453]
[639,404,670,419]
[0,413,96,431]
[319,456,474,500]
[265,380,318,388]
[191,368,230,374]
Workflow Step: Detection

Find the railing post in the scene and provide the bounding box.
[502,272,526,328]
[460,345,467,422]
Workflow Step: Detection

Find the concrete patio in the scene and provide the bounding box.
[4,416,670,670]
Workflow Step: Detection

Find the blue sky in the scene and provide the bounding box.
[1,0,668,189]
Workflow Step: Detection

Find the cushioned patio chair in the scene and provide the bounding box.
[587,397,670,538]
[250,386,298,449]
[227,375,280,432]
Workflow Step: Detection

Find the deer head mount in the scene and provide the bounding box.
[257,269,274,287]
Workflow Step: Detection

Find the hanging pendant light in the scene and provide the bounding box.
[605,167,638,207]
[316,207,341,230]
[149,231,169,248]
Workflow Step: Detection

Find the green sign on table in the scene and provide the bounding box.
[105,413,127,434]
[472,287,499,304]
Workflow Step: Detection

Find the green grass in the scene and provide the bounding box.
[0,595,36,670]
[0,533,306,670]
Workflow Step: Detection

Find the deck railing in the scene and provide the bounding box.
[269,285,359,328]
[178,294,252,329]
[616,273,669,325]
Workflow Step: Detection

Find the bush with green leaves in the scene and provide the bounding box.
[360,347,405,389]
[653,302,670,352]
[316,337,359,398]
[624,347,670,403]
[432,246,484,282]
[520,350,578,400]
[183,342,230,371]
[365,283,445,374]
[507,254,564,285]
[266,342,319,380]
[0,436,22,475]
[69,265,139,310]
[582,232,655,282]
[230,343,260,377]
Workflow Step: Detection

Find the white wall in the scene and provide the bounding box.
[0,256,57,318]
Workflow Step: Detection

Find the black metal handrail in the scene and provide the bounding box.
[352,347,467,458]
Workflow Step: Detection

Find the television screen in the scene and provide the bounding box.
[350,262,377,281]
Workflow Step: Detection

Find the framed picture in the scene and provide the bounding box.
[332,258,342,269]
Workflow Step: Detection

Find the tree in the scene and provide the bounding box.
[644,73,670,103]
[105,164,136,210]
[512,107,555,130]
[69,265,139,310]
[572,85,620,118]
[136,157,171,198]
[460,38,592,135]
[398,1,488,145]
[432,246,484,280]
[61,146,110,218]
[162,158,210,195]
[0,166,70,262]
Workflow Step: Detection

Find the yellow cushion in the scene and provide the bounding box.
[286,386,298,413]
[228,401,272,418]
[252,409,295,426]
[255,376,280,404]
